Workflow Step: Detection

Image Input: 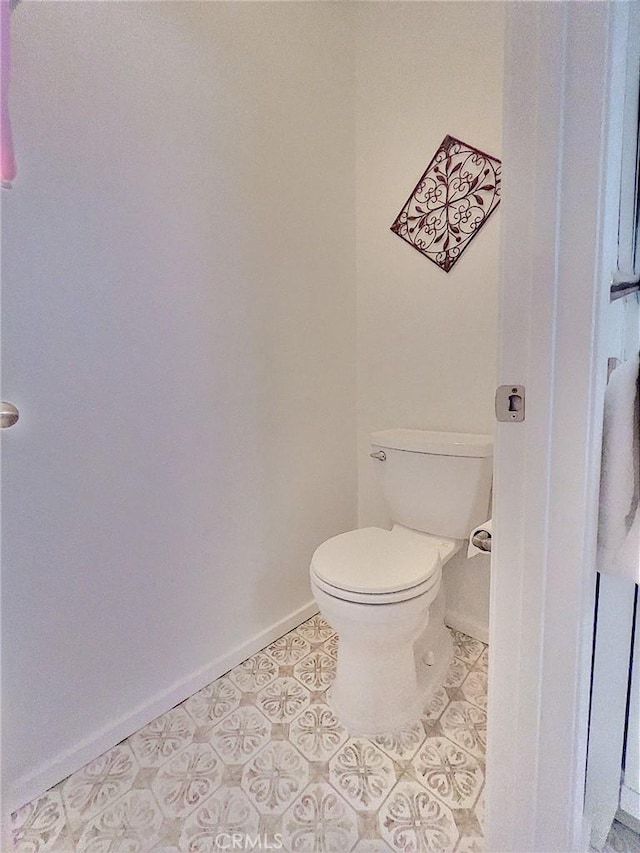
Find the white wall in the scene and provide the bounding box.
[2,0,506,812]
[355,2,504,639]
[1,1,356,810]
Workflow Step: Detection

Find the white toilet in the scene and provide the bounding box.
[310,429,493,735]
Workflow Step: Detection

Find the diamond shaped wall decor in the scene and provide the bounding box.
[391,135,501,273]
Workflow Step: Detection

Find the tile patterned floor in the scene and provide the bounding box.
[11,616,484,852]
[12,612,640,853]
[11,615,488,852]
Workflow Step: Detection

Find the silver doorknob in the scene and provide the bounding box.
[0,402,19,428]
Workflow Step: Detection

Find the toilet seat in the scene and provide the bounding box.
[312,568,441,605]
[310,527,443,605]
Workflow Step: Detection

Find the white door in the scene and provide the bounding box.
[0,21,238,807]
[487,3,628,851]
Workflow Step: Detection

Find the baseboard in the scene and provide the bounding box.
[619,786,640,824]
[615,808,640,836]
[6,600,319,816]
[445,610,489,645]
[615,808,640,837]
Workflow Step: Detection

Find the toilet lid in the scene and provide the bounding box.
[310,527,442,596]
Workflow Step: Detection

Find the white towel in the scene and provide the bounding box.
[597,351,640,585]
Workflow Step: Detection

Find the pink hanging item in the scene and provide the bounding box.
[1,0,16,186]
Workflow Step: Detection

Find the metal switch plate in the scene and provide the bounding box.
[495,384,525,422]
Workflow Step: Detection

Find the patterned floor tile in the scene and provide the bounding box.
[329,738,396,810]
[452,806,483,840]
[11,616,488,853]
[151,742,224,819]
[373,721,426,762]
[296,614,335,644]
[228,652,279,692]
[444,657,469,689]
[209,705,272,764]
[440,701,487,760]
[293,649,336,691]
[265,632,312,665]
[325,633,339,659]
[178,786,259,852]
[241,741,309,814]
[456,837,484,853]
[61,742,138,828]
[378,776,459,853]
[129,707,196,769]
[422,685,450,725]
[474,647,489,673]
[412,736,483,809]
[289,702,349,761]
[183,675,241,730]
[474,787,485,832]
[460,670,487,711]
[257,676,311,722]
[352,840,393,852]
[11,790,69,853]
[76,789,163,852]
[451,631,484,666]
[281,781,359,852]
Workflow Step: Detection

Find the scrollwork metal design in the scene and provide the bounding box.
[391,135,501,273]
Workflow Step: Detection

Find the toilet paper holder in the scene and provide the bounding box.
[471,529,492,552]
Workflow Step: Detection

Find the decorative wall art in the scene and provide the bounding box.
[391,135,501,273]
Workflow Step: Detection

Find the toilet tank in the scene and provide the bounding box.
[370,429,493,539]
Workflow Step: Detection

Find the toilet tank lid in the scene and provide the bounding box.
[370,429,493,458]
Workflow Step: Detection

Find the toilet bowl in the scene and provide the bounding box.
[309,429,493,734]
[311,524,459,733]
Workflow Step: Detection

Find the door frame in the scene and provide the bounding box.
[486,3,625,850]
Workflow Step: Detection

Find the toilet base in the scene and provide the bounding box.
[415,587,454,707]
[327,647,427,736]
[327,615,454,735]
[313,582,452,736]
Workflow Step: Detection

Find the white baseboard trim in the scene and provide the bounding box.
[445,611,489,645]
[616,807,640,835]
[6,600,319,816]
[619,786,640,824]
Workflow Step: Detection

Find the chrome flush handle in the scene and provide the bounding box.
[370,450,386,461]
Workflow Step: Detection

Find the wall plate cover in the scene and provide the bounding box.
[496,384,525,422]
